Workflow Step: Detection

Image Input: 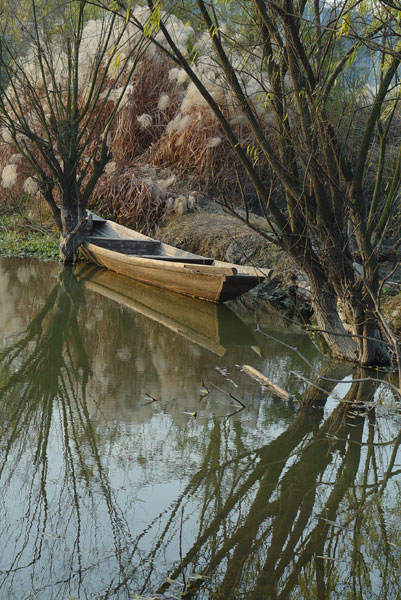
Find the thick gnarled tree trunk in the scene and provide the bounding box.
[306,266,390,366]
[59,209,92,264]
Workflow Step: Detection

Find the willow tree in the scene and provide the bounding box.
[0,0,148,262]
[109,0,401,366]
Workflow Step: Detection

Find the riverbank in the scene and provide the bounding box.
[158,209,401,338]
[0,206,58,261]
[2,202,401,338]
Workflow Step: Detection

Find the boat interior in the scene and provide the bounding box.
[87,212,214,265]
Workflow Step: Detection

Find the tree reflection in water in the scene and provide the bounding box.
[0,261,400,599]
[0,267,133,599]
[151,376,401,600]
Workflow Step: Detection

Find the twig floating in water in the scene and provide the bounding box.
[229,392,246,409]
[215,366,239,388]
[143,393,159,406]
[210,381,247,411]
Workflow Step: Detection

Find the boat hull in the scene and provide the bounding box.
[81,215,270,302]
[81,243,264,302]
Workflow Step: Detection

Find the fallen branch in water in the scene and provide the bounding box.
[241,364,294,401]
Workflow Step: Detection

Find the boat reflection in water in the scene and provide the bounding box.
[75,263,261,357]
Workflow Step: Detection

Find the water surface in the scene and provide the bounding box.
[0,257,400,599]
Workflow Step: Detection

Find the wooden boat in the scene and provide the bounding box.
[80,213,271,302]
[76,263,261,356]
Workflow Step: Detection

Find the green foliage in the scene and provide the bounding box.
[337,12,351,38]
[0,221,58,260]
[143,0,162,37]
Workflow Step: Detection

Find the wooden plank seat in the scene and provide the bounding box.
[88,237,162,255]
[139,255,214,265]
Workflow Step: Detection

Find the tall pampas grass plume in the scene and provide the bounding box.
[23,177,40,196]
[2,164,18,188]
[158,94,170,111]
[137,114,153,129]
[0,8,264,231]
[206,137,222,148]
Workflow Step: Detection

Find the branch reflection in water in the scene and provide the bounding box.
[0,258,400,599]
[0,264,133,599]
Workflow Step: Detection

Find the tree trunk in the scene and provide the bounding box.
[311,284,358,361]
[307,271,390,366]
[348,297,390,367]
[59,212,92,264]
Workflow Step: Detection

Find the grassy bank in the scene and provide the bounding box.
[0,212,59,261]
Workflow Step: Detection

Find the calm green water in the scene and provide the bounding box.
[0,257,401,600]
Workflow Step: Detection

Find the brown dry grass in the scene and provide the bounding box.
[0,33,267,234]
[107,55,182,168]
[144,106,257,194]
[95,167,166,235]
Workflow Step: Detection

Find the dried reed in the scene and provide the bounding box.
[96,167,166,235]
[0,11,267,231]
[144,106,251,193]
